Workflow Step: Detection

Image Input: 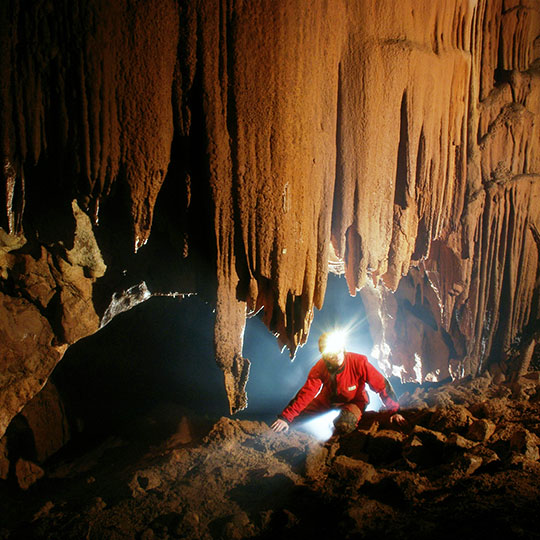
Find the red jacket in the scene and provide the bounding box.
[279,352,399,423]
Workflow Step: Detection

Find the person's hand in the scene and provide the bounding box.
[389,413,406,426]
[271,419,289,432]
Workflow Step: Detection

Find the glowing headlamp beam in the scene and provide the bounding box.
[322,330,347,355]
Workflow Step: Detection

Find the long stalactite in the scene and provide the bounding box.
[0,0,539,428]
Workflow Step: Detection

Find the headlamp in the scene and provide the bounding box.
[322,330,346,356]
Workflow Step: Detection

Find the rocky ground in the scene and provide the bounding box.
[1,372,540,540]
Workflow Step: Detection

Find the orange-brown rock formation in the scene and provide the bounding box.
[0,0,539,434]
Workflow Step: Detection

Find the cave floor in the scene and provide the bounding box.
[1,381,540,540]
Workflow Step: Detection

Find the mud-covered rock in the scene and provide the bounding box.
[129,468,162,497]
[331,455,378,487]
[425,390,455,408]
[19,380,70,463]
[468,398,513,422]
[509,428,540,461]
[445,432,478,450]
[221,511,256,540]
[402,426,448,469]
[410,425,447,447]
[305,445,330,481]
[467,418,497,442]
[3,398,540,539]
[365,429,405,465]
[468,445,501,469]
[366,470,430,506]
[346,498,398,535]
[428,405,475,433]
[15,458,44,490]
[402,435,427,468]
[452,453,484,476]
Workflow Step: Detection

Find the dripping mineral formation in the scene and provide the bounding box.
[1,0,539,442]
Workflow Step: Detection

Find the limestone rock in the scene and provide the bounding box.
[346,498,397,534]
[0,437,9,480]
[15,458,44,490]
[368,471,430,505]
[469,398,513,422]
[445,432,478,451]
[305,446,329,481]
[428,405,475,433]
[19,380,70,463]
[411,425,448,447]
[466,418,497,442]
[0,293,67,438]
[509,428,540,461]
[469,445,500,468]
[402,435,426,468]
[452,453,484,476]
[129,469,162,498]
[222,511,255,540]
[331,455,378,487]
[3,404,540,539]
[365,429,406,465]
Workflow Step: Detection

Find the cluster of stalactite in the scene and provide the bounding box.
[0,0,539,430]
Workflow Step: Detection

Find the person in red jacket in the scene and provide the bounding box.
[271,331,405,434]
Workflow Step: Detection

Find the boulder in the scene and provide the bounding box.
[445,432,478,451]
[305,446,329,481]
[346,498,397,533]
[468,398,511,422]
[452,453,484,476]
[332,455,378,487]
[411,425,448,447]
[402,435,426,468]
[403,426,448,468]
[129,468,162,497]
[509,429,540,461]
[466,418,497,442]
[15,458,44,490]
[425,390,455,408]
[19,380,70,463]
[469,446,500,468]
[368,471,430,505]
[366,429,405,465]
[222,511,256,540]
[428,405,475,433]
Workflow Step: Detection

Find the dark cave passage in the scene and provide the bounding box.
[51,273,377,439]
[52,294,229,438]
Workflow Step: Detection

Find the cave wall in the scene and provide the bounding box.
[1,0,539,436]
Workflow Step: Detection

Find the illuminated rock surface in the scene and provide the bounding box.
[1,376,540,539]
[0,0,539,510]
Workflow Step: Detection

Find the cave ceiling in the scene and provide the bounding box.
[1,0,539,435]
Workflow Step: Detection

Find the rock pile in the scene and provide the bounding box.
[1,375,540,539]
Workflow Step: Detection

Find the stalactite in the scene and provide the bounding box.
[0,0,539,427]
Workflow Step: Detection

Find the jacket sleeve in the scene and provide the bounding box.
[362,358,400,413]
[279,365,323,423]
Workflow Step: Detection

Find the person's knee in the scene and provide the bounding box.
[333,408,359,435]
[342,403,362,419]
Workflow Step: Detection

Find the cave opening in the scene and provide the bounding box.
[51,294,228,442]
[45,273,383,446]
[240,273,384,420]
